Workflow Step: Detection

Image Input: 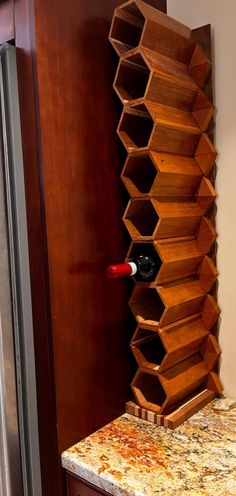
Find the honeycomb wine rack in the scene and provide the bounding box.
[109,0,222,429]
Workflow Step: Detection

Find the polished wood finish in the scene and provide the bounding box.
[0,0,14,43]
[109,0,212,88]
[5,0,167,495]
[109,0,192,58]
[123,198,203,240]
[201,334,221,370]
[121,151,202,198]
[118,100,201,155]
[131,315,209,372]
[154,239,204,284]
[123,183,216,241]
[126,389,216,429]
[130,292,220,372]
[129,264,218,328]
[125,229,217,285]
[195,133,218,176]
[195,177,217,214]
[13,1,61,495]
[197,216,217,253]
[110,2,221,428]
[114,48,213,131]
[33,0,138,455]
[132,353,210,413]
[201,294,220,330]
[188,44,212,88]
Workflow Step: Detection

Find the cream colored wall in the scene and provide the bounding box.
[167,0,236,397]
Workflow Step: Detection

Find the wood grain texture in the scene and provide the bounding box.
[114,10,220,416]
[109,0,193,58]
[114,48,198,107]
[130,316,209,372]
[111,9,220,428]
[32,0,166,460]
[14,1,62,495]
[121,151,202,198]
[33,0,130,453]
[126,389,216,429]
[123,198,203,240]
[131,354,210,414]
[118,100,202,155]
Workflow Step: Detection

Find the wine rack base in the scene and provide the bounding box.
[126,389,217,430]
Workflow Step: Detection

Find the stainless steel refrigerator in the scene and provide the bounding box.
[0,43,42,496]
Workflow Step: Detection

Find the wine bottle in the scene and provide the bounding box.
[106,254,156,282]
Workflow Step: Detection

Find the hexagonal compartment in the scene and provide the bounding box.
[124,199,159,238]
[115,53,150,102]
[122,153,157,194]
[131,328,166,369]
[109,2,145,55]
[127,242,161,282]
[118,104,154,150]
[132,370,166,412]
[130,287,165,325]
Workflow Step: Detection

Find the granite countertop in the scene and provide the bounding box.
[62,398,236,496]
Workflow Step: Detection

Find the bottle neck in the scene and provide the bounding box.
[106,255,155,281]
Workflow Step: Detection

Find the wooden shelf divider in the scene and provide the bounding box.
[109,0,221,429]
[114,48,213,131]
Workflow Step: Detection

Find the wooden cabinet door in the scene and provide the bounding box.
[32,0,167,454]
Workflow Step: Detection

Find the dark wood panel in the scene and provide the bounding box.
[34,0,132,453]
[14,1,62,495]
[0,0,14,44]
[33,0,166,453]
[144,0,166,8]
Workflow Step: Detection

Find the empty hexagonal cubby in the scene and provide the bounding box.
[122,152,157,195]
[118,100,201,155]
[109,1,197,68]
[118,104,154,151]
[132,369,166,413]
[122,151,203,198]
[114,49,214,129]
[131,328,166,370]
[109,2,145,56]
[129,287,165,325]
[123,197,204,240]
[126,242,161,282]
[114,53,150,103]
[132,353,211,414]
[123,199,158,239]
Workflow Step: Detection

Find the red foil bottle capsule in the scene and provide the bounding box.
[106,262,137,279]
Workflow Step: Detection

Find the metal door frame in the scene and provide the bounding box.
[0,43,42,496]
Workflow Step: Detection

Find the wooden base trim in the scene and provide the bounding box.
[126,389,216,429]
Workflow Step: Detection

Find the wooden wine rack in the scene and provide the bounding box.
[109,0,222,429]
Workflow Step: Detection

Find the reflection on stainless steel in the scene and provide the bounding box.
[0,112,23,496]
[0,44,42,496]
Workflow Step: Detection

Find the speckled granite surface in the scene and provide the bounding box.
[62,398,236,496]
